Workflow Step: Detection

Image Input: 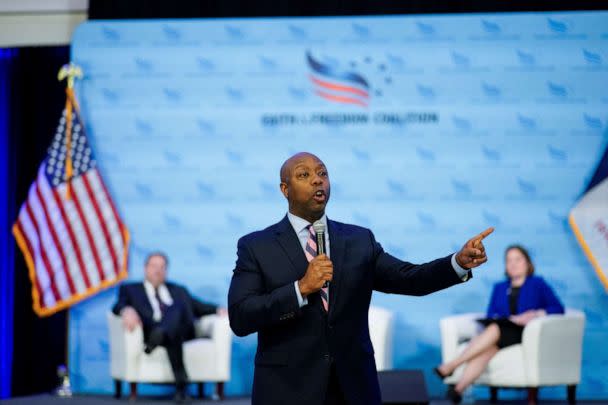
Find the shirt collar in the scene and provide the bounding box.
[144,279,165,293]
[287,211,328,234]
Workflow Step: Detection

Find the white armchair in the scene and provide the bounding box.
[439,309,585,404]
[369,305,395,371]
[107,312,232,399]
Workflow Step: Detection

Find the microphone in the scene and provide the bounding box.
[312,220,329,288]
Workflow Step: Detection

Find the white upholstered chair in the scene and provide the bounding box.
[439,309,585,404]
[107,312,232,399]
[368,305,395,371]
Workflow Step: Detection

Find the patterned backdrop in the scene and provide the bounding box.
[69,11,608,399]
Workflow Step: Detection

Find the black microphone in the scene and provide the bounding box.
[312,220,329,288]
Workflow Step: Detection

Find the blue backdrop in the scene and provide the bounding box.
[0,48,17,400]
[69,11,608,399]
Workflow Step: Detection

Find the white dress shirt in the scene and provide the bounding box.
[143,280,174,321]
[288,212,470,308]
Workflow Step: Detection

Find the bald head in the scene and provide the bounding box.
[280,152,323,184]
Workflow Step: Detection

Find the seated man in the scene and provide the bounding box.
[112,251,224,402]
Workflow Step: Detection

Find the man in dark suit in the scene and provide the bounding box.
[228,152,494,405]
[112,251,223,402]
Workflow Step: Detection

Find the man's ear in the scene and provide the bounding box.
[280,182,289,198]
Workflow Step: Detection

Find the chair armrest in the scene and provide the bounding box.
[195,314,232,348]
[522,310,586,386]
[194,314,232,380]
[107,312,144,380]
[194,314,214,338]
[439,313,484,363]
[368,306,395,371]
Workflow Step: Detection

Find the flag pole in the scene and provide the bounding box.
[56,62,83,396]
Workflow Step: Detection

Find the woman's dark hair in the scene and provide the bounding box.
[504,244,534,278]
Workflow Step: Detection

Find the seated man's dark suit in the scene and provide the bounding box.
[228,216,470,405]
[112,282,217,387]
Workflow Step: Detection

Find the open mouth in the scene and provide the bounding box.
[313,190,326,203]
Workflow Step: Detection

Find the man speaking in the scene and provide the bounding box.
[228,152,493,405]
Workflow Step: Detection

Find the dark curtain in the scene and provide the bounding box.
[6,46,70,397]
[89,0,607,19]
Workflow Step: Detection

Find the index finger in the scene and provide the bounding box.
[475,227,494,241]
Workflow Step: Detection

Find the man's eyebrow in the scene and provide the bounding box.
[293,163,309,171]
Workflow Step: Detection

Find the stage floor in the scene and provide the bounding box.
[1,395,607,405]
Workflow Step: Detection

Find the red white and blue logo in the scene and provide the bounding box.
[306,51,371,108]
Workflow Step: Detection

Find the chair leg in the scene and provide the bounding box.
[527,387,538,405]
[129,382,137,400]
[489,386,498,403]
[113,379,122,399]
[198,382,205,399]
[216,382,225,400]
[567,384,577,404]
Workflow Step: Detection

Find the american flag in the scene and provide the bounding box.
[12,89,129,317]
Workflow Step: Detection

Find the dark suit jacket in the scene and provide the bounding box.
[228,216,468,405]
[486,275,564,318]
[112,281,217,342]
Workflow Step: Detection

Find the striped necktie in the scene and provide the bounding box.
[155,287,168,315]
[304,225,328,312]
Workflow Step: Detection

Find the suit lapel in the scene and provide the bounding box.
[274,215,309,279]
[328,219,346,321]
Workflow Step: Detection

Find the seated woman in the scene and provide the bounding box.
[434,245,564,404]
